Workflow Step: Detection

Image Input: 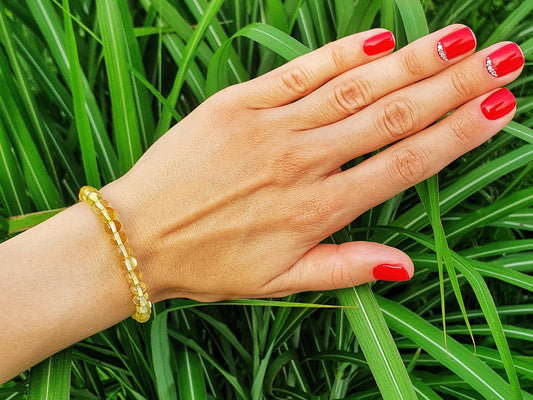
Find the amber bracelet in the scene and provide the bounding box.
[79,186,152,323]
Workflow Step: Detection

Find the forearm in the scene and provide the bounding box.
[0,186,159,383]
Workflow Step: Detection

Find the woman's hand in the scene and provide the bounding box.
[103,25,523,303]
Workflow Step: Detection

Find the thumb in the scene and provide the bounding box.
[263,242,414,296]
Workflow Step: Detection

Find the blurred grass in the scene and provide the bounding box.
[0,0,532,399]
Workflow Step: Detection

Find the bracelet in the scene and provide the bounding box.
[79,186,152,323]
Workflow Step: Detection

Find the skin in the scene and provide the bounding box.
[0,25,523,383]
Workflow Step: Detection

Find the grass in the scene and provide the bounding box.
[0,0,532,398]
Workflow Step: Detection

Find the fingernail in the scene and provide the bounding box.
[437,26,476,61]
[481,88,516,120]
[373,264,411,281]
[363,31,395,56]
[486,43,524,77]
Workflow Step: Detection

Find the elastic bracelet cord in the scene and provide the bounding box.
[79,186,152,323]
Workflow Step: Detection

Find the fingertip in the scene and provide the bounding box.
[480,88,516,121]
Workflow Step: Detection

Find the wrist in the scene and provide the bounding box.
[99,178,169,304]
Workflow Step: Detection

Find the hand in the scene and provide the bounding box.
[102,25,522,302]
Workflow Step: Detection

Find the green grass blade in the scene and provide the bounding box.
[376,144,533,245]
[206,23,309,95]
[8,208,64,234]
[96,0,142,174]
[337,285,417,400]
[27,348,72,400]
[0,4,59,189]
[155,0,226,138]
[0,48,62,210]
[295,2,317,49]
[421,176,476,352]
[13,33,73,120]
[482,1,533,46]
[184,0,248,82]
[168,328,250,400]
[504,121,533,144]
[0,119,29,215]
[378,296,532,400]
[116,0,155,151]
[151,312,178,400]
[176,345,207,400]
[63,0,100,187]
[446,186,533,241]
[161,34,206,104]
[372,226,524,399]
[308,0,332,46]
[393,0,428,42]
[26,0,119,182]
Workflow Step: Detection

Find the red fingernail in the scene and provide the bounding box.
[363,31,395,56]
[481,88,516,120]
[437,26,476,61]
[486,43,524,77]
[373,264,411,281]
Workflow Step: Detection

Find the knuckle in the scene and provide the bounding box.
[281,65,312,97]
[388,145,429,186]
[292,194,331,226]
[332,78,373,114]
[268,144,308,183]
[327,42,351,71]
[449,67,476,98]
[377,97,416,138]
[401,49,424,78]
[330,248,348,290]
[448,113,477,147]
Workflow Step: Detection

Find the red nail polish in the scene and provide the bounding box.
[486,43,524,77]
[363,31,395,56]
[437,27,476,61]
[481,88,516,120]
[373,264,411,281]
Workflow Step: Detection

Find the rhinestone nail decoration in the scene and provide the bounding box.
[486,57,498,77]
[437,42,448,61]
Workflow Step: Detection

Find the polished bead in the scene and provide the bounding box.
[79,185,151,323]
[136,305,149,314]
[129,281,146,295]
[117,244,133,257]
[101,207,117,221]
[133,293,150,307]
[123,256,137,270]
[132,311,150,323]
[104,220,122,234]
[79,186,100,203]
[125,271,142,285]
[110,230,128,246]
[92,200,109,214]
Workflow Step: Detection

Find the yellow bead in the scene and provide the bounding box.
[104,220,122,234]
[136,305,150,314]
[117,244,133,257]
[123,256,137,270]
[110,230,128,246]
[132,310,150,323]
[129,282,147,295]
[100,207,117,221]
[79,186,100,203]
[133,293,150,307]
[125,271,142,285]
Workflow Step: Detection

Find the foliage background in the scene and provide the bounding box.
[0,0,532,399]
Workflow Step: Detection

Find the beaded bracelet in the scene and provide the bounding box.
[79,186,152,323]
